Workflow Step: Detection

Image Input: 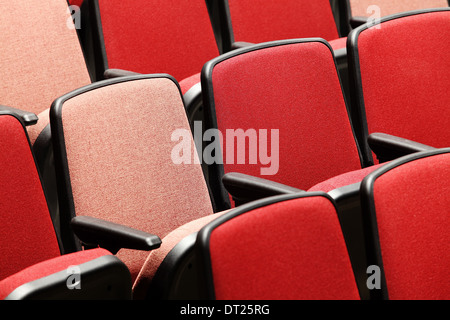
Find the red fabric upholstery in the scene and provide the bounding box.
[369,152,450,299]
[210,41,362,191]
[179,72,201,95]
[227,0,340,43]
[0,248,111,300]
[208,196,360,299]
[96,0,219,84]
[329,37,348,50]
[354,10,450,149]
[68,0,83,7]
[349,0,449,18]
[308,163,384,192]
[0,115,61,281]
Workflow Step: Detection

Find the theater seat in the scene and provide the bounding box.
[49,74,232,298]
[200,38,425,210]
[89,0,219,95]
[194,193,361,300]
[360,148,450,299]
[347,8,450,166]
[218,0,347,52]
[0,112,154,300]
[216,0,352,98]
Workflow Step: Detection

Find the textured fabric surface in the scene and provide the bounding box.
[60,78,214,282]
[132,211,229,299]
[209,197,360,300]
[68,0,84,7]
[0,248,110,300]
[211,41,362,191]
[349,0,448,18]
[179,73,201,95]
[329,37,348,50]
[0,115,61,281]
[228,0,340,43]
[355,11,450,148]
[97,0,219,83]
[0,0,91,143]
[371,153,450,299]
[308,163,384,192]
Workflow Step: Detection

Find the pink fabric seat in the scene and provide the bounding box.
[348,0,449,19]
[0,0,92,145]
[50,74,231,299]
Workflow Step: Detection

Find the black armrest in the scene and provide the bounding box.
[0,105,38,126]
[350,16,369,29]
[103,68,142,79]
[222,172,304,206]
[368,132,436,163]
[231,41,255,50]
[71,216,162,255]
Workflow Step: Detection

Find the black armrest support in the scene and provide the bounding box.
[71,216,162,255]
[0,105,38,126]
[368,132,436,163]
[222,172,304,206]
[350,16,369,29]
[231,41,255,50]
[103,68,142,79]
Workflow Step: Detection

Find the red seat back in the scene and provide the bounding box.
[348,9,450,164]
[202,39,363,208]
[361,149,450,299]
[198,193,361,299]
[0,114,61,281]
[224,0,340,44]
[91,0,219,82]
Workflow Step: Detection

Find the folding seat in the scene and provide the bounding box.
[359,148,450,299]
[347,8,450,166]
[88,0,219,96]
[346,0,449,28]
[0,111,160,299]
[0,0,92,145]
[218,0,347,52]
[200,38,431,212]
[149,193,362,300]
[216,0,354,115]
[49,74,236,299]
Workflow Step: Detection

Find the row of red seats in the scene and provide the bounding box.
[0,1,448,300]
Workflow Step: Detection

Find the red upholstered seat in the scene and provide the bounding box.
[0,113,132,300]
[360,148,450,300]
[219,0,347,52]
[348,8,450,165]
[68,0,84,7]
[308,163,385,193]
[197,193,361,300]
[202,39,378,209]
[90,0,219,94]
